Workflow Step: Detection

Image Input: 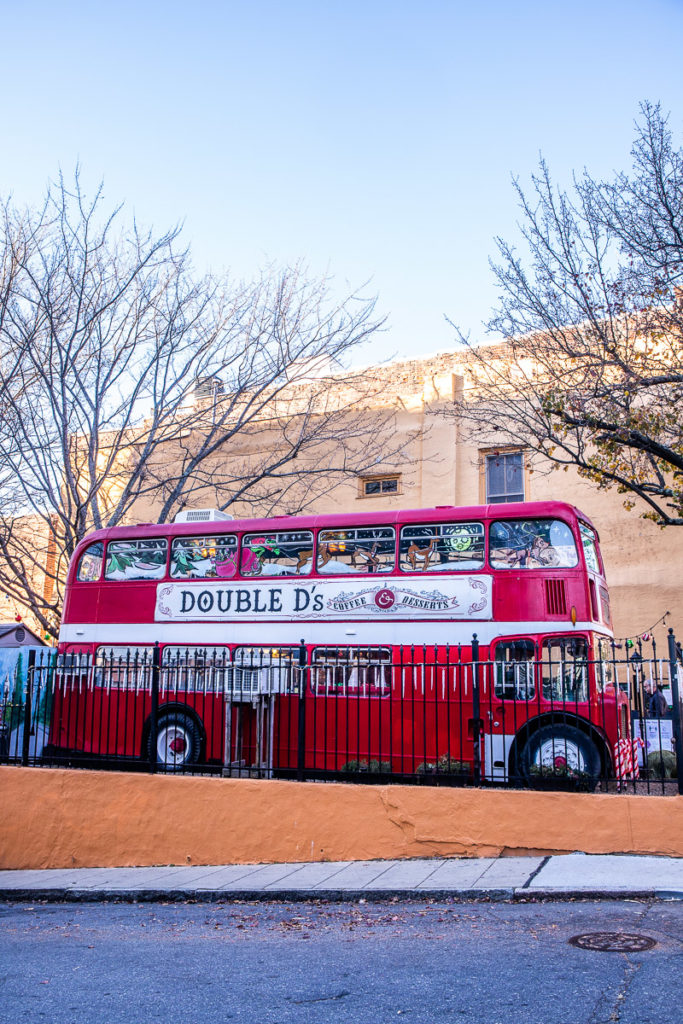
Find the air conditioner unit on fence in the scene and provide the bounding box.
[224,667,261,702]
[223,666,295,700]
[173,509,234,523]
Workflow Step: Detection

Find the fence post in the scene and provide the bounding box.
[667,628,683,796]
[471,634,481,787]
[150,642,160,773]
[21,649,36,767]
[297,640,307,782]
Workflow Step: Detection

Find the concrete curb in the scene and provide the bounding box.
[1,886,681,903]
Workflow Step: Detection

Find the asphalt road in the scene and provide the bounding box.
[1,899,681,1024]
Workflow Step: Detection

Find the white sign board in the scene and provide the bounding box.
[632,718,675,765]
[155,575,493,623]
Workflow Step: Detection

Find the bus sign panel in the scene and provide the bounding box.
[154,575,493,622]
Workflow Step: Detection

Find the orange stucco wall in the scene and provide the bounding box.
[1,767,682,868]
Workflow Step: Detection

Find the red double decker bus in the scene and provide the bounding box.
[50,500,628,784]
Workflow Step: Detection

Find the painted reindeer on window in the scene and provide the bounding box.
[406,537,438,570]
[349,542,381,572]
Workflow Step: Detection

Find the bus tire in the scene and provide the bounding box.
[519,725,600,788]
[148,710,202,770]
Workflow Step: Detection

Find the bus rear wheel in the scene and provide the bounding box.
[518,725,601,789]
[149,711,202,771]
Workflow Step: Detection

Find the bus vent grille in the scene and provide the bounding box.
[545,578,567,616]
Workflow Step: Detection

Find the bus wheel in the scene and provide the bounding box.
[149,711,202,770]
[519,725,600,788]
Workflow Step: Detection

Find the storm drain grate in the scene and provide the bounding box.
[569,932,657,953]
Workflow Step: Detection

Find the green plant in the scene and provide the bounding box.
[528,763,593,790]
[416,755,471,775]
[340,759,392,774]
[645,749,677,779]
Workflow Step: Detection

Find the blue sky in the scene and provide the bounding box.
[3,0,683,363]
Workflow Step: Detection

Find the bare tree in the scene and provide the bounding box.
[448,102,683,526]
[0,172,413,636]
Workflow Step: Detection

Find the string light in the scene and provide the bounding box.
[612,610,670,648]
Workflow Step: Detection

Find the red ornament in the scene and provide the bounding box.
[14,614,22,622]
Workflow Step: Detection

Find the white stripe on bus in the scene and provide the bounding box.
[59,620,612,647]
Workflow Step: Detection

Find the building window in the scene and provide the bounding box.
[485,452,524,504]
[361,475,400,497]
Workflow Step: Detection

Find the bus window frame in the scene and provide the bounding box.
[488,517,580,571]
[491,637,538,701]
[578,520,604,576]
[540,635,590,704]
[399,521,486,574]
[161,644,232,693]
[315,526,397,576]
[310,647,393,697]
[490,633,592,706]
[75,541,105,583]
[104,538,170,583]
[169,535,240,580]
[94,644,155,689]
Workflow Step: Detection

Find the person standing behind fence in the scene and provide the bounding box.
[647,682,668,718]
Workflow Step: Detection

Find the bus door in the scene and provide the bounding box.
[485,638,537,782]
[494,634,604,783]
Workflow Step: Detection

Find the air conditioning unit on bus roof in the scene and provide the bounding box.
[173,509,234,523]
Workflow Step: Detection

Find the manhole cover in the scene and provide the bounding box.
[569,932,657,952]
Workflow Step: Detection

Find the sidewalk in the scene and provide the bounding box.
[1,854,682,902]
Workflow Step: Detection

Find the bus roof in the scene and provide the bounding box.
[77,501,598,546]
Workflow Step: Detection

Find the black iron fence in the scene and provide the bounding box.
[1,631,682,794]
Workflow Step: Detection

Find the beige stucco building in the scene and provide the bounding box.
[23,346,677,647]
[236,348,679,645]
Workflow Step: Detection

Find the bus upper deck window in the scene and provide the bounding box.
[579,522,601,574]
[241,531,314,577]
[105,539,168,581]
[317,527,395,574]
[400,522,484,572]
[490,519,578,570]
[170,535,238,578]
[76,542,104,582]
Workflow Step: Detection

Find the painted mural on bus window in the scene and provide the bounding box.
[579,522,601,573]
[317,527,395,574]
[76,541,104,582]
[170,536,239,579]
[240,531,314,577]
[399,522,485,572]
[489,519,578,570]
[105,539,168,581]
